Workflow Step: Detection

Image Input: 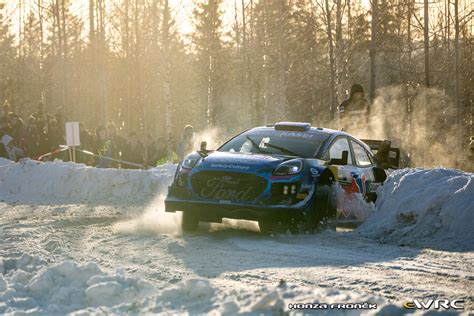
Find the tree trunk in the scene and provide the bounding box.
[325,0,336,118]
[98,0,107,124]
[454,0,461,149]
[123,0,131,130]
[369,0,378,103]
[37,0,45,101]
[61,0,68,117]
[423,0,430,86]
[335,0,344,104]
[162,0,174,160]
[89,0,95,45]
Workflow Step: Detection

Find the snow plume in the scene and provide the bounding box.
[349,85,463,168]
[205,219,261,233]
[358,168,474,250]
[334,184,375,222]
[193,126,226,151]
[113,194,182,237]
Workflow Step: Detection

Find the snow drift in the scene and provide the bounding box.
[358,168,474,250]
[1,159,472,250]
[0,159,176,205]
[0,253,400,315]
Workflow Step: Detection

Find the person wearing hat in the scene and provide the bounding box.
[338,83,369,133]
[1,134,25,161]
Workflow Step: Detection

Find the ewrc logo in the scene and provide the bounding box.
[403,299,464,310]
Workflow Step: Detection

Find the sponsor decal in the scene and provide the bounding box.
[209,164,250,170]
[252,130,329,139]
[296,193,307,199]
[200,177,253,201]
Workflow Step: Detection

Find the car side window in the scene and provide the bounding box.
[351,140,372,167]
[329,138,353,164]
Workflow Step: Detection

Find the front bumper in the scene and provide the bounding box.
[164,188,314,223]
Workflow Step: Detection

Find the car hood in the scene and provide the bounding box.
[194,151,290,173]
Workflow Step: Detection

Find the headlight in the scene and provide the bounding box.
[181,153,200,169]
[273,159,303,175]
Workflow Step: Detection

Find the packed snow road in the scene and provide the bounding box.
[1,202,473,314]
[0,159,473,314]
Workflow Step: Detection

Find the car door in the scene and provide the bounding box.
[327,137,357,192]
[350,139,376,197]
[326,137,363,218]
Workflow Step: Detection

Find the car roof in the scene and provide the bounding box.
[247,124,372,155]
[250,125,351,138]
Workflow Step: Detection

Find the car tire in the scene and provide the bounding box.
[306,185,337,232]
[181,212,199,232]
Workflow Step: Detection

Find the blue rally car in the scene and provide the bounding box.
[165,122,388,233]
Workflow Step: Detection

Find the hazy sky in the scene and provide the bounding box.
[4,0,238,37]
[3,0,473,41]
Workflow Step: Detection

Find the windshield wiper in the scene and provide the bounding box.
[263,142,300,157]
[246,136,270,154]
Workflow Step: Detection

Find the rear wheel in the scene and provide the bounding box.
[181,212,199,232]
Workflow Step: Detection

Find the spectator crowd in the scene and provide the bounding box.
[0,101,196,169]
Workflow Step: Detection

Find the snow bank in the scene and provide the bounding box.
[0,253,400,315]
[0,159,176,205]
[0,158,13,179]
[0,253,155,314]
[358,168,474,250]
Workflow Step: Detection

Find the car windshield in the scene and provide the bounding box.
[218,128,330,158]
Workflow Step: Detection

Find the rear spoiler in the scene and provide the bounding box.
[361,139,401,169]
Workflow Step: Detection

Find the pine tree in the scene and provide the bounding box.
[192,0,225,127]
[0,2,18,107]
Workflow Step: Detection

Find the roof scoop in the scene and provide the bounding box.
[274,122,311,132]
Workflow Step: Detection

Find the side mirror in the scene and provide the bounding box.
[198,141,210,157]
[373,166,387,183]
[329,150,348,166]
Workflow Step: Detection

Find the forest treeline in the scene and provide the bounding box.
[0,0,472,160]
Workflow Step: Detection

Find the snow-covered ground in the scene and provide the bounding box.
[359,168,474,251]
[0,159,472,314]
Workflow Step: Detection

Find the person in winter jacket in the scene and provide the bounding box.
[177,125,195,161]
[25,116,42,158]
[338,83,369,133]
[107,122,126,161]
[95,125,113,168]
[122,131,144,168]
[1,134,25,161]
[7,113,26,148]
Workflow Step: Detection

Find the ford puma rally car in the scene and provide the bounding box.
[165,122,388,233]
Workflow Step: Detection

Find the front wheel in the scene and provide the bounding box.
[305,185,337,232]
[181,212,199,232]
